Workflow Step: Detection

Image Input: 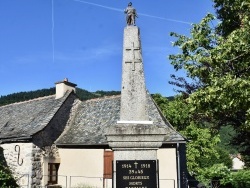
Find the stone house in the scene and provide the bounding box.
[0,80,77,187]
[0,80,187,188]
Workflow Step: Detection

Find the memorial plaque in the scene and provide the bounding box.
[116,160,157,188]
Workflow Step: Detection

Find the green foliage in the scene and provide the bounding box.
[219,125,238,154]
[75,88,99,101]
[0,147,17,187]
[195,168,250,188]
[152,93,169,111]
[76,88,120,101]
[229,170,250,188]
[163,95,191,131]
[195,146,232,171]
[0,88,56,106]
[94,90,120,97]
[215,147,233,169]
[152,94,191,131]
[169,0,250,167]
[0,164,17,187]
[0,88,121,106]
[153,94,233,182]
[213,0,250,36]
[181,123,233,186]
[197,164,231,187]
[181,123,221,176]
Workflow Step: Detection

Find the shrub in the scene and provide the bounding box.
[226,170,250,188]
[0,164,17,187]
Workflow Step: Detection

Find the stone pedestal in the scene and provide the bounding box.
[106,123,167,188]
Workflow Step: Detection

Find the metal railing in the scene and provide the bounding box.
[17,174,238,188]
[69,176,104,188]
[16,173,29,188]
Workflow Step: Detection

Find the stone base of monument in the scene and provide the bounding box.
[106,123,168,188]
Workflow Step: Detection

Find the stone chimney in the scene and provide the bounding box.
[55,78,77,99]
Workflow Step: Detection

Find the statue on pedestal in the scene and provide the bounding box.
[124,2,138,26]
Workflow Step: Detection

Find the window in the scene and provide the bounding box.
[48,163,59,185]
[103,150,113,179]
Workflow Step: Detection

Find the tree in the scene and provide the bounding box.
[218,125,238,154]
[169,0,250,167]
[152,94,234,168]
[181,123,221,176]
[229,170,250,188]
[153,94,234,185]
[197,163,231,188]
[213,0,249,36]
[153,94,192,131]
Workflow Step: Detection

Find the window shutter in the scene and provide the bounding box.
[104,151,113,179]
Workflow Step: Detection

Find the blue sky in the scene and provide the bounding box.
[0,0,214,97]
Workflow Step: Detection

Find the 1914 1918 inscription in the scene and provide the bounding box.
[116,160,157,188]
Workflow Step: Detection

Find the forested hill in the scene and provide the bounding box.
[0,88,121,106]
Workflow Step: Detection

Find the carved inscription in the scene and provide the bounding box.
[116,160,157,188]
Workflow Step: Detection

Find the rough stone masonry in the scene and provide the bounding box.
[120,26,149,122]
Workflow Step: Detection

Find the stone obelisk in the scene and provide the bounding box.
[119,26,151,123]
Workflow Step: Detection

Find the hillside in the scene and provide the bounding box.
[0,88,121,106]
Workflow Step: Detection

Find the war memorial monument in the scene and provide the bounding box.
[106,3,169,188]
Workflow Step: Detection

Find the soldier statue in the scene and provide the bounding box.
[124,2,138,26]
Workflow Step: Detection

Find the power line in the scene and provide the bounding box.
[52,0,55,63]
[73,0,123,12]
[138,13,191,25]
[73,0,192,25]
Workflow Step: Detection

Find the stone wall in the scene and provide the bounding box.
[30,94,77,187]
[31,145,43,188]
[1,142,33,187]
[1,143,47,188]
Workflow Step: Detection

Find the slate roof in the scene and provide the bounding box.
[0,92,71,143]
[56,93,185,146]
[0,90,185,146]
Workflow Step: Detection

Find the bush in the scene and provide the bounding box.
[0,147,17,187]
[0,164,17,187]
[226,170,250,188]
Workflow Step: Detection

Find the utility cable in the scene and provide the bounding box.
[52,0,55,63]
[73,0,192,25]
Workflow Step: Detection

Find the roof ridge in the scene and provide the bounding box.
[0,95,56,108]
[55,98,82,144]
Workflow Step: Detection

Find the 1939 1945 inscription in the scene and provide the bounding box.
[116,160,157,188]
